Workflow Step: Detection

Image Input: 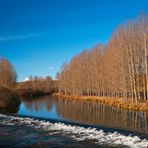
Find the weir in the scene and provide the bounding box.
[0,114,148,148]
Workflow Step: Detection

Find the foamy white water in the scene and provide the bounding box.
[0,114,148,148]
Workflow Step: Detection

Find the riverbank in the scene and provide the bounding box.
[0,86,20,113]
[16,88,52,97]
[52,93,148,111]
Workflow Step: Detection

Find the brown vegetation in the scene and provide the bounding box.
[16,76,57,97]
[0,86,20,112]
[57,13,148,104]
[0,58,20,111]
[0,58,17,88]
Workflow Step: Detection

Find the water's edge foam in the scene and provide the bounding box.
[0,114,148,148]
[17,114,148,139]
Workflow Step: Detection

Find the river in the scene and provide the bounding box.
[0,95,148,147]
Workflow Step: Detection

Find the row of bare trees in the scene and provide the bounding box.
[0,58,17,88]
[58,14,148,103]
[16,76,56,96]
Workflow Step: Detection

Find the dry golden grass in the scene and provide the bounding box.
[52,93,148,111]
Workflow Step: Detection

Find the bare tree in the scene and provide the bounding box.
[58,13,148,103]
[0,58,17,88]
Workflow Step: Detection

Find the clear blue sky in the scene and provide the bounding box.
[0,0,148,81]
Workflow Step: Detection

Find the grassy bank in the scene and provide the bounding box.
[52,93,148,112]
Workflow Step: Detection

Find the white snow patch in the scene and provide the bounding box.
[23,77,30,82]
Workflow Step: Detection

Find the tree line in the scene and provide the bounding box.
[16,76,57,96]
[57,14,148,103]
[0,57,57,96]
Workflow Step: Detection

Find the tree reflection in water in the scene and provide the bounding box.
[20,96,148,133]
[21,96,54,112]
[55,98,148,133]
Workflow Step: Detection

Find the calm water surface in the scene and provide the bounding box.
[18,95,148,133]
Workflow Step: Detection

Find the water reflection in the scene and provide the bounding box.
[19,96,61,119]
[55,98,148,132]
[18,96,148,133]
[21,96,53,112]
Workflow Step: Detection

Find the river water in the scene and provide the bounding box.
[0,95,148,147]
[18,96,148,133]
